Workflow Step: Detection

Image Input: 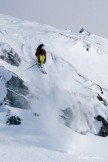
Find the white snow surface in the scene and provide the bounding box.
[0,14,108,161]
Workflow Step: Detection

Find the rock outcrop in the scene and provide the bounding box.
[95,115,108,137]
[5,76,30,109]
[6,115,22,125]
[79,28,91,36]
[0,43,21,66]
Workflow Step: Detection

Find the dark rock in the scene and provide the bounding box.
[98,126,108,137]
[5,76,30,109]
[83,42,90,52]
[95,115,108,137]
[97,94,103,101]
[0,43,21,66]
[61,107,73,127]
[6,115,22,125]
[6,76,29,96]
[103,119,108,127]
[95,115,104,121]
[97,94,108,106]
[33,112,39,116]
[79,28,91,36]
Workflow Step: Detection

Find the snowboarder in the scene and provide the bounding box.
[35,43,46,66]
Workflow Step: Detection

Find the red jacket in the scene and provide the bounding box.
[35,49,46,63]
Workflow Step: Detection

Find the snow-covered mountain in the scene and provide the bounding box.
[0,14,108,162]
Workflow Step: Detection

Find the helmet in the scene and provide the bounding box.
[37,43,45,50]
[40,43,44,47]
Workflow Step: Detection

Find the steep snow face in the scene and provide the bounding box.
[0,15,108,158]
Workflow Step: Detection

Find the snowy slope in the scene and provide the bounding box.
[0,14,108,162]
